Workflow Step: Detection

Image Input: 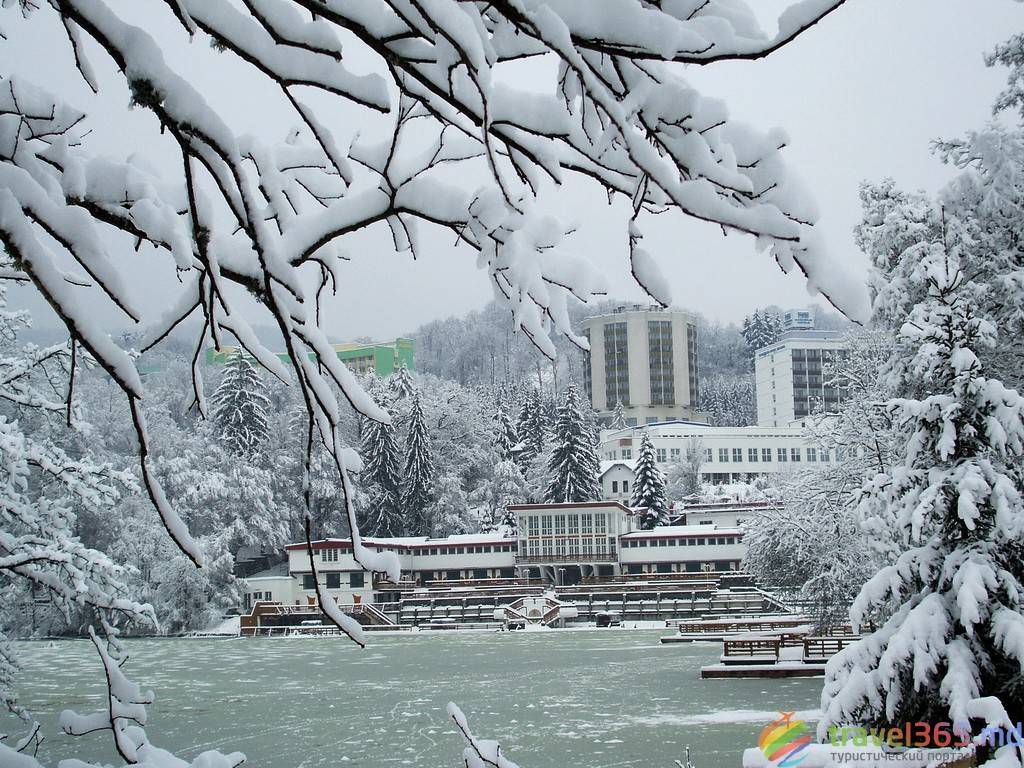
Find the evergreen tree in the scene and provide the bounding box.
[388,363,416,400]
[544,383,601,503]
[515,388,546,468]
[358,393,404,537]
[820,251,1024,742]
[209,351,272,456]
[631,432,669,529]
[610,398,628,430]
[494,405,520,463]
[740,309,782,358]
[401,390,436,535]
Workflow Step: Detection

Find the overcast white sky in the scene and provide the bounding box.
[3,1,1023,340]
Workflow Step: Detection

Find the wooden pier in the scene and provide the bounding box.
[697,632,860,679]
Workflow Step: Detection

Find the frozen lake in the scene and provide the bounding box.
[6,629,822,768]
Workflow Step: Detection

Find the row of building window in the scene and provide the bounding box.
[320,544,516,560]
[605,446,838,464]
[622,536,740,548]
[521,537,618,557]
[648,320,675,406]
[522,514,609,536]
[302,572,366,590]
[624,561,738,574]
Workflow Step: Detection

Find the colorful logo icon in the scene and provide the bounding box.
[759,711,812,767]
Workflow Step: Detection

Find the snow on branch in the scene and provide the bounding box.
[447,702,521,768]
[45,624,246,768]
[2,0,864,637]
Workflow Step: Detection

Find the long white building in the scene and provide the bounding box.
[598,420,834,499]
[755,330,848,427]
[241,501,746,609]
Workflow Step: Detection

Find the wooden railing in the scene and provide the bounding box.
[515,554,616,563]
[802,635,859,662]
[721,637,781,664]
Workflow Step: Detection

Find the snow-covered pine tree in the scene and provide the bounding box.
[631,432,669,529]
[494,404,521,463]
[210,350,272,457]
[741,309,783,357]
[401,390,436,535]
[545,383,601,503]
[819,249,1024,751]
[610,398,628,430]
[389,363,416,401]
[515,388,546,468]
[358,392,404,538]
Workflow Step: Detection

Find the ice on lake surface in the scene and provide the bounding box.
[6,629,821,768]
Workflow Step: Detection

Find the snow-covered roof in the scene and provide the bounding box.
[621,524,743,538]
[286,529,515,551]
[599,459,636,477]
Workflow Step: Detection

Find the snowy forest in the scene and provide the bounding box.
[2,1,1024,768]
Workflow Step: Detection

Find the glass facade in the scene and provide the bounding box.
[647,320,675,406]
[604,322,630,408]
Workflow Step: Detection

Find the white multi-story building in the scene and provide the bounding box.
[754,331,848,427]
[581,305,705,426]
[598,421,835,495]
[241,502,746,607]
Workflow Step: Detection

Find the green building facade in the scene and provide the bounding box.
[207,338,415,376]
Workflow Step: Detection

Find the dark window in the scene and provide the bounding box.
[326,572,341,589]
[648,320,675,405]
[687,323,699,406]
[604,322,630,408]
[349,572,364,588]
[656,563,672,573]
[582,328,593,406]
[302,574,315,590]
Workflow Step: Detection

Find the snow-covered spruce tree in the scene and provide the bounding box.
[819,250,1024,753]
[741,309,783,357]
[699,374,756,427]
[610,399,628,430]
[358,393,404,538]
[515,388,547,469]
[545,383,601,504]
[494,404,521,463]
[209,351,272,457]
[402,390,436,536]
[389,363,416,401]
[631,432,669,529]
